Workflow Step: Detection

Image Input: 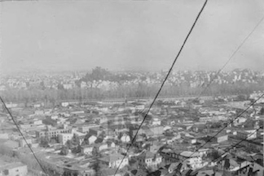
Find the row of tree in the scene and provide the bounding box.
[1,82,264,105]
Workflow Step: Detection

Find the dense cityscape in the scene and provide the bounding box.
[1,0,264,175]
[0,68,263,176]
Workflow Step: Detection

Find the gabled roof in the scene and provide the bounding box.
[0,162,26,170]
[3,140,19,149]
[100,168,121,176]
[145,151,155,159]
[100,153,124,163]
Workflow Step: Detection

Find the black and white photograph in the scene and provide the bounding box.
[0,0,264,176]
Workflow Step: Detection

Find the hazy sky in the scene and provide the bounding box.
[1,0,264,73]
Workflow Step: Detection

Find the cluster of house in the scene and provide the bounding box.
[0,92,263,176]
[1,69,264,91]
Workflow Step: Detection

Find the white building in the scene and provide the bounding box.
[58,133,74,145]
[120,134,130,143]
[88,135,97,144]
[152,118,161,126]
[101,153,128,169]
[61,102,69,107]
[0,162,28,176]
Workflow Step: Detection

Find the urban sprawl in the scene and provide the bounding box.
[0,68,264,176]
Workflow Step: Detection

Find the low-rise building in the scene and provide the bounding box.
[36,126,72,138]
[0,162,28,176]
[78,124,100,133]
[58,133,74,144]
[100,153,128,169]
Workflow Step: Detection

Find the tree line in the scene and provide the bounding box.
[1,82,264,106]
[1,67,264,104]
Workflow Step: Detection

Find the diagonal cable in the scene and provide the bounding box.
[190,128,261,175]
[185,92,264,160]
[198,15,264,98]
[114,0,208,175]
[0,96,48,175]
[183,15,264,160]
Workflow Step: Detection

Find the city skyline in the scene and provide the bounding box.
[1,0,264,73]
[0,1,264,175]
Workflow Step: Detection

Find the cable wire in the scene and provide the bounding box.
[0,96,48,176]
[190,128,261,175]
[155,8,264,176]
[185,92,264,160]
[183,15,264,159]
[114,0,208,175]
[197,15,264,98]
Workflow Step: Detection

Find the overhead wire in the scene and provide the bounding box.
[183,14,264,159]
[0,96,49,176]
[190,128,261,175]
[197,15,264,98]
[185,92,264,160]
[162,93,264,175]
[114,0,209,175]
[160,14,264,176]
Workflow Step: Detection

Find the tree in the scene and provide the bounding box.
[65,140,74,149]
[50,138,57,144]
[39,136,49,148]
[57,83,64,90]
[146,166,154,173]
[60,145,69,155]
[259,108,264,115]
[72,145,82,154]
[92,146,100,157]
[81,67,113,88]
[72,134,80,146]
[208,150,221,160]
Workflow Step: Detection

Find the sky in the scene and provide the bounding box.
[1,0,264,73]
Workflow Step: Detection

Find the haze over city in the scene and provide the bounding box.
[1,1,264,176]
[1,0,264,73]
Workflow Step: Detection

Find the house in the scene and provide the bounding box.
[180,151,204,169]
[31,120,43,125]
[61,102,69,107]
[149,142,163,153]
[217,135,229,143]
[96,143,108,152]
[144,151,162,168]
[233,117,247,126]
[135,151,162,169]
[168,162,182,174]
[152,118,161,126]
[106,141,116,148]
[100,153,128,169]
[33,104,41,108]
[58,133,74,145]
[235,130,257,140]
[120,133,131,143]
[89,127,104,136]
[0,162,28,176]
[160,149,181,162]
[5,103,18,108]
[81,145,94,155]
[35,125,72,138]
[78,124,100,133]
[88,135,97,144]
[191,124,208,133]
